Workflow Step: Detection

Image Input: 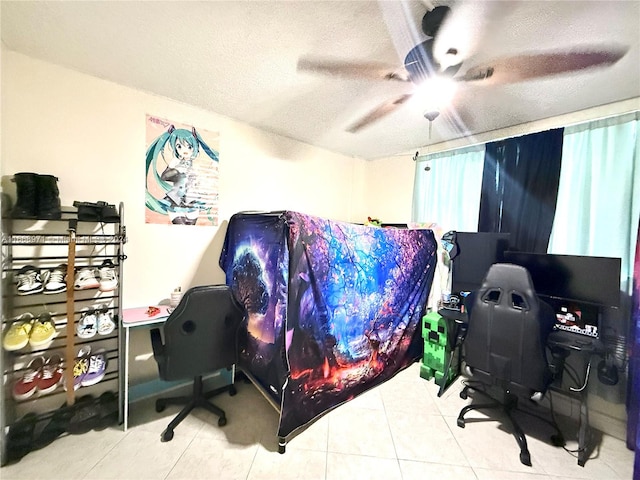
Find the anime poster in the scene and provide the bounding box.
[220,211,437,438]
[145,114,220,226]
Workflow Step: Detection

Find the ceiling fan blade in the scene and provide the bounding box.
[346,94,413,133]
[458,48,628,85]
[297,57,409,82]
[432,0,497,70]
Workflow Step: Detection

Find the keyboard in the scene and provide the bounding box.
[547,330,603,353]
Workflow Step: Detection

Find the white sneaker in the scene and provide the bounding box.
[97,307,116,335]
[76,309,98,339]
[98,260,118,292]
[44,264,67,294]
[15,266,44,295]
[74,267,99,290]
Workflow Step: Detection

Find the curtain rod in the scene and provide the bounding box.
[397,106,639,160]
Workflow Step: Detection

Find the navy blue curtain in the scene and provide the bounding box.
[478,129,564,253]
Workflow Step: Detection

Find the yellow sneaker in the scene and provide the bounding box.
[29,313,58,348]
[3,313,35,351]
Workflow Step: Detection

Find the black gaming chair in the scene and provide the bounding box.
[457,263,564,466]
[150,285,245,442]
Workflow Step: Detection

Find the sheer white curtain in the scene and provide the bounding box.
[411,145,485,233]
[412,145,485,311]
[548,113,640,292]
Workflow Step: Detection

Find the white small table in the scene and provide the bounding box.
[121,305,172,431]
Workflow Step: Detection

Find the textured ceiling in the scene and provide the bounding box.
[2,0,639,160]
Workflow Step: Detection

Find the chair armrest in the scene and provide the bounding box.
[150,327,164,360]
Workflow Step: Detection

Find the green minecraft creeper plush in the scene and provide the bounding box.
[420,311,454,386]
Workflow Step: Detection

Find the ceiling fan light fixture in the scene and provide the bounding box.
[423,110,440,122]
[423,110,439,140]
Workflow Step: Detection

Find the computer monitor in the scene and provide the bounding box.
[502,251,621,307]
[451,232,511,294]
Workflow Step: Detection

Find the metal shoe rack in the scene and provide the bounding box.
[0,203,126,465]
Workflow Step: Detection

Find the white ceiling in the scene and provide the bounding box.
[2,0,639,160]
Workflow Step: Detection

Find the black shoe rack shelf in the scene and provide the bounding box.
[0,203,126,466]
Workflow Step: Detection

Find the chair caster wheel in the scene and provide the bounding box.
[460,390,468,400]
[229,385,237,396]
[155,400,166,413]
[520,450,531,466]
[457,417,465,428]
[278,444,286,454]
[161,428,174,442]
[218,416,227,427]
[551,434,565,447]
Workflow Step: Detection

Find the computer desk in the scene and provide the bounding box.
[121,305,172,431]
[438,307,605,467]
[547,330,605,467]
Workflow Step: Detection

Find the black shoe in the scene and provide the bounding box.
[11,172,39,219]
[4,412,38,465]
[32,403,74,450]
[67,395,100,435]
[97,202,120,223]
[73,201,120,223]
[35,174,62,220]
[73,201,101,221]
[94,391,119,431]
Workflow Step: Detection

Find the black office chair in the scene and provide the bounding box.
[150,285,245,442]
[457,263,564,466]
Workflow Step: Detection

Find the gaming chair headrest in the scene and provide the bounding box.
[479,263,539,308]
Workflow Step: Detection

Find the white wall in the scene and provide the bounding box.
[362,154,416,225]
[1,50,366,308]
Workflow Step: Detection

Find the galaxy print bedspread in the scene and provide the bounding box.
[220,211,437,438]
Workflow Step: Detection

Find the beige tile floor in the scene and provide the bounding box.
[1,362,635,479]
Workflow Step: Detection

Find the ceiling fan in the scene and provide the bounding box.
[297,2,628,134]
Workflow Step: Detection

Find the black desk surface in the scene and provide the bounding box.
[437,307,467,323]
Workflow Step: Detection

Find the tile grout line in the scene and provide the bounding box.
[436,379,481,478]
[80,427,131,479]
[376,382,405,479]
[161,432,198,480]
[244,440,260,480]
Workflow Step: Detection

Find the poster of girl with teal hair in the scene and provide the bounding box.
[145,114,220,226]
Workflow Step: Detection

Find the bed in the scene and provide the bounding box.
[219,211,437,451]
